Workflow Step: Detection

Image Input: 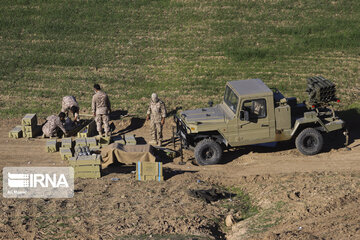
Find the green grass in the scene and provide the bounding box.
[0,0,359,118]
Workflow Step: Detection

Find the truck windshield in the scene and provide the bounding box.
[224,86,239,113]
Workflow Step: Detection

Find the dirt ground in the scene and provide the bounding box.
[0,115,359,240]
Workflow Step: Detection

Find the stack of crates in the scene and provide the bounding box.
[69,154,101,178]
[8,126,23,139]
[60,138,73,161]
[21,114,41,138]
[136,162,163,181]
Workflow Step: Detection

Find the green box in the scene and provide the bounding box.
[61,138,73,148]
[22,125,35,133]
[23,125,41,138]
[60,147,73,161]
[21,114,37,126]
[125,134,137,145]
[86,137,97,147]
[136,162,163,181]
[69,154,101,179]
[77,129,88,138]
[75,171,101,179]
[89,146,101,152]
[99,136,111,146]
[46,139,58,153]
[9,126,23,139]
[75,138,87,147]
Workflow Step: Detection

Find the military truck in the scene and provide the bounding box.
[174,76,346,165]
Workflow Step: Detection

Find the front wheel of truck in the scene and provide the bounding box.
[194,139,222,165]
[295,128,324,155]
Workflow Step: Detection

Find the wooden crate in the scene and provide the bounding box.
[61,138,73,148]
[60,147,73,161]
[98,136,111,147]
[75,138,87,147]
[136,162,163,181]
[9,126,23,139]
[69,154,101,179]
[86,137,97,147]
[46,139,59,153]
[124,134,137,145]
[21,114,37,126]
[21,125,35,133]
[23,125,41,138]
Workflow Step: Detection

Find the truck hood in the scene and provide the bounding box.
[180,104,228,124]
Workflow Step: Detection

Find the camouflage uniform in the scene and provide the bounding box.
[42,115,67,138]
[92,90,111,135]
[61,96,79,120]
[147,99,166,143]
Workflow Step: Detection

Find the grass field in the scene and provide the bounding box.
[0,0,359,119]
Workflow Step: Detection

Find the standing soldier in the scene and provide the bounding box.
[42,112,68,138]
[92,83,111,137]
[61,96,80,122]
[146,93,166,146]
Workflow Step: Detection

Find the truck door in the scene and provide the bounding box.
[238,98,271,144]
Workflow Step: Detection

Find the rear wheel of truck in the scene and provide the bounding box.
[295,128,324,155]
[194,139,222,165]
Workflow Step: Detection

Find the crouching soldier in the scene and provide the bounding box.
[92,84,111,137]
[61,96,80,122]
[42,112,68,138]
[146,93,166,146]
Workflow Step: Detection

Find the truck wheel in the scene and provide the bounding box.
[295,128,324,155]
[194,139,222,165]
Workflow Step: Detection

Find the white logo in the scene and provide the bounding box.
[3,167,74,198]
[8,173,69,188]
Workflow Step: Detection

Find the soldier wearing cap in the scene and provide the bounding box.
[146,93,166,146]
[42,112,68,138]
[61,96,80,122]
[92,84,111,136]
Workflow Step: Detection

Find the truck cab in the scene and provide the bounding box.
[174,78,345,165]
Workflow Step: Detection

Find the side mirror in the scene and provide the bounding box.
[208,101,213,107]
[240,110,249,121]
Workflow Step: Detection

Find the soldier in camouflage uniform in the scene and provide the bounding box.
[42,112,67,138]
[61,96,80,122]
[146,93,166,146]
[92,84,111,136]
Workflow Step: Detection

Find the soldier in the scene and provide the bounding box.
[92,83,111,136]
[42,112,68,138]
[146,93,166,146]
[61,96,80,122]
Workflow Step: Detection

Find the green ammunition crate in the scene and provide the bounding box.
[60,147,73,161]
[61,138,73,148]
[125,134,137,145]
[9,126,23,139]
[23,125,41,138]
[21,125,35,133]
[46,139,59,152]
[86,137,97,147]
[136,162,163,181]
[75,138,87,147]
[75,171,101,179]
[21,114,37,126]
[77,129,88,138]
[69,154,101,179]
[99,136,111,147]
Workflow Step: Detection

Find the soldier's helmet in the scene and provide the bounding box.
[151,93,159,103]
